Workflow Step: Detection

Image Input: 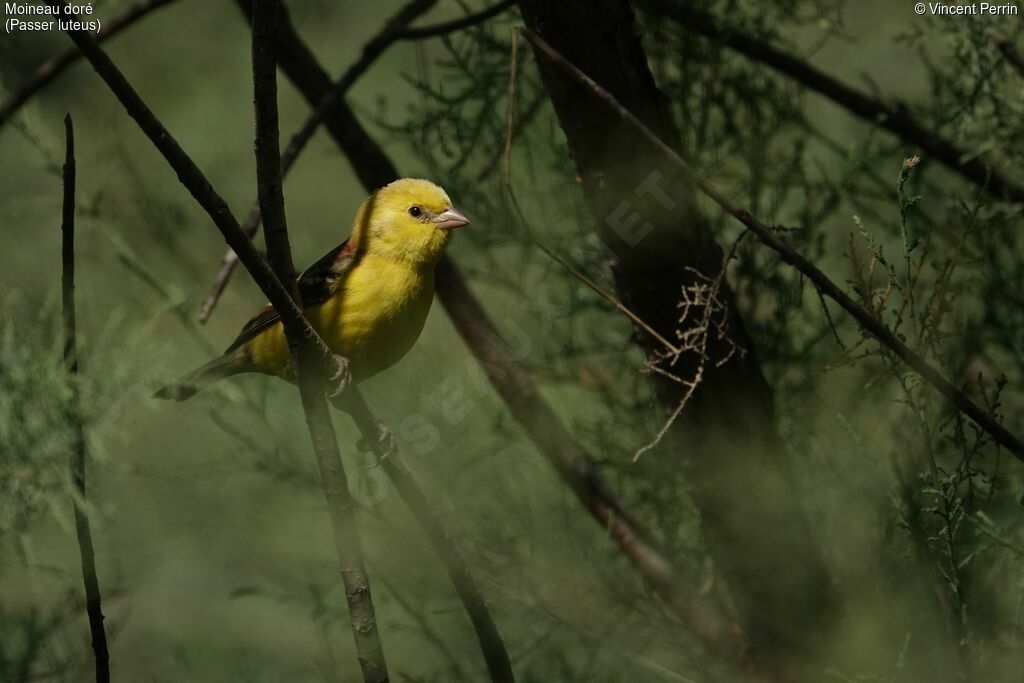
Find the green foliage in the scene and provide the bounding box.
[0,302,77,535]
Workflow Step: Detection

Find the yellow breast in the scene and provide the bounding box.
[242,254,435,381]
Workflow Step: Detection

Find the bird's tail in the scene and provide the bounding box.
[154,355,244,401]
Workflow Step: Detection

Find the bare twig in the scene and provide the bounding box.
[0,0,180,130]
[253,0,297,290]
[631,233,747,461]
[526,231,679,353]
[252,2,388,680]
[398,0,516,40]
[219,6,746,663]
[198,0,436,323]
[521,26,1024,461]
[477,92,544,182]
[645,1,1024,204]
[61,113,111,683]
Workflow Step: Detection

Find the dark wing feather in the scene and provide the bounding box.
[224,239,358,353]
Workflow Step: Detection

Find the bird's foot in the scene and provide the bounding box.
[376,423,397,456]
[326,353,351,399]
[356,422,397,458]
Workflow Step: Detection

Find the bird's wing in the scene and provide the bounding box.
[224,239,359,353]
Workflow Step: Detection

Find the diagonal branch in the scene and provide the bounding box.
[218,1,747,664]
[0,0,180,130]
[251,2,388,680]
[644,0,1024,204]
[521,25,1024,461]
[62,113,111,683]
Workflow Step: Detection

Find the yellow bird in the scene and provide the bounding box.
[156,178,469,400]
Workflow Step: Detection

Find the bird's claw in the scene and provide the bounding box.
[356,422,396,457]
[376,423,397,455]
[327,354,351,399]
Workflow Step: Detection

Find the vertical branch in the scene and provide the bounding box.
[61,116,78,373]
[252,0,295,288]
[62,113,111,683]
[250,2,388,681]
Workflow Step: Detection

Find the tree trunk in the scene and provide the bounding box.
[517,0,837,674]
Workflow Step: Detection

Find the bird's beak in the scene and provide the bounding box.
[433,207,470,230]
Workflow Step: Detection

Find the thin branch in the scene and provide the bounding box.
[251,2,388,681]
[198,0,437,323]
[476,92,544,182]
[61,113,111,683]
[253,0,297,290]
[0,0,180,130]
[526,230,678,353]
[398,0,516,40]
[644,1,1024,204]
[630,234,747,461]
[216,5,746,664]
[521,25,1024,461]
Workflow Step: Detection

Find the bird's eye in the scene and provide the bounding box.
[408,206,422,218]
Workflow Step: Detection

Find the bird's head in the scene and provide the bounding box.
[354,178,469,266]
